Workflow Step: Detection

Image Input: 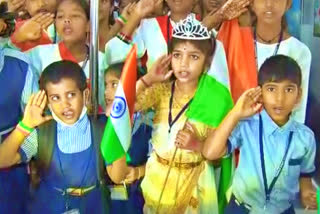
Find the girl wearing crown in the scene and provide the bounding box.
[218,0,311,123]
[133,16,230,214]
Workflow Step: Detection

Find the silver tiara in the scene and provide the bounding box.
[172,15,211,40]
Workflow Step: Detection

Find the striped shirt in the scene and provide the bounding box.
[20,113,92,162]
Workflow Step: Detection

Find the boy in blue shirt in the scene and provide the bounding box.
[0,60,130,213]
[203,55,317,213]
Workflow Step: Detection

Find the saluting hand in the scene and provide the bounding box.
[233,87,262,119]
[22,90,53,129]
[14,12,54,43]
[142,55,173,86]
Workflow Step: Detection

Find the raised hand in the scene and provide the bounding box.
[143,55,173,85]
[233,87,262,119]
[134,0,156,19]
[7,0,25,13]
[22,90,53,128]
[220,0,250,21]
[120,2,137,21]
[14,12,54,42]
[175,122,201,152]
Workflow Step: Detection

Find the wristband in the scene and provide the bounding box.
[118,15,127,24]
[19,121,34,132]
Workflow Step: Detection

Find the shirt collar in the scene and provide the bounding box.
[260,109,296,136]
[51,106,89,133]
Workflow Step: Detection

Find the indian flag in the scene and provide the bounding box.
[101,45,137,164]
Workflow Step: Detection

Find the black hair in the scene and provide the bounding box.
[258,55,302,87]
[105,63,123,79]
[57,0,90,20]
[40,60,87,92]
[105,62,143,79]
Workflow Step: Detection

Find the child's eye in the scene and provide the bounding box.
[267,87,275,92]
[191,55,199,60]
[112,83,118,88]
[172,53,180,58]
[67,92,76,98]
[56,15,63,19]
[285,88,294,93]
[51,96,59,101]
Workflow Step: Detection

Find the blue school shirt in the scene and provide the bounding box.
[228,109,316,213]
[19,112,92,162]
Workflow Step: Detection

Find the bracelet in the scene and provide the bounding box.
[140,76,150,88]
[116,32,132,44]
[19,121,34,132]
[16,121,34,137]
[118,15,127,24]
[116,17,125,26]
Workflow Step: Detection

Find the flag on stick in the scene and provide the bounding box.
[101,45,137,164]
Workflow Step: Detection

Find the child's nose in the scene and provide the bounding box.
[180,55,189,68]
[64,19,71,24]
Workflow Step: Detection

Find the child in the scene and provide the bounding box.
[9,0,58,51]
[218,0,311,123]
[101,63,152,214]
[0,17,38,213]
[13,0,108,107]
[203,55,317,213]
[0,60,132,213]
[134,16,219,214]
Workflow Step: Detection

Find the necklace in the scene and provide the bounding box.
[256,30,282,44]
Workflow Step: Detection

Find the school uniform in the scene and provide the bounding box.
[225,110,316,214]
[105,14,230,89]
[20,109,109,213]
[99,112,153,214]
[0,47,38,214]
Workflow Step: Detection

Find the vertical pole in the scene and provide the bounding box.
[89,0,99,118]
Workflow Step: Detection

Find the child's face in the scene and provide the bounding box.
[26,0,57,17]
[261,80,301,126]
[104,70,120,115]
[46,78,89,124]
[166,0,195,14]
[99,0,111,21]
[202,0,225,13]
[171,41,206,84]
[55,0,89,44]
[252,0,291,25]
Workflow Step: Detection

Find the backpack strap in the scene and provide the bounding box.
[89,116,110,213]
[36,119,56,173]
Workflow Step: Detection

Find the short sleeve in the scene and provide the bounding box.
[19,129,39,163]
[227,122,243,154]
[300,133,316,177]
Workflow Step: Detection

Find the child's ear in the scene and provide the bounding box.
[83,88,90,106]
[295,87,302,105]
